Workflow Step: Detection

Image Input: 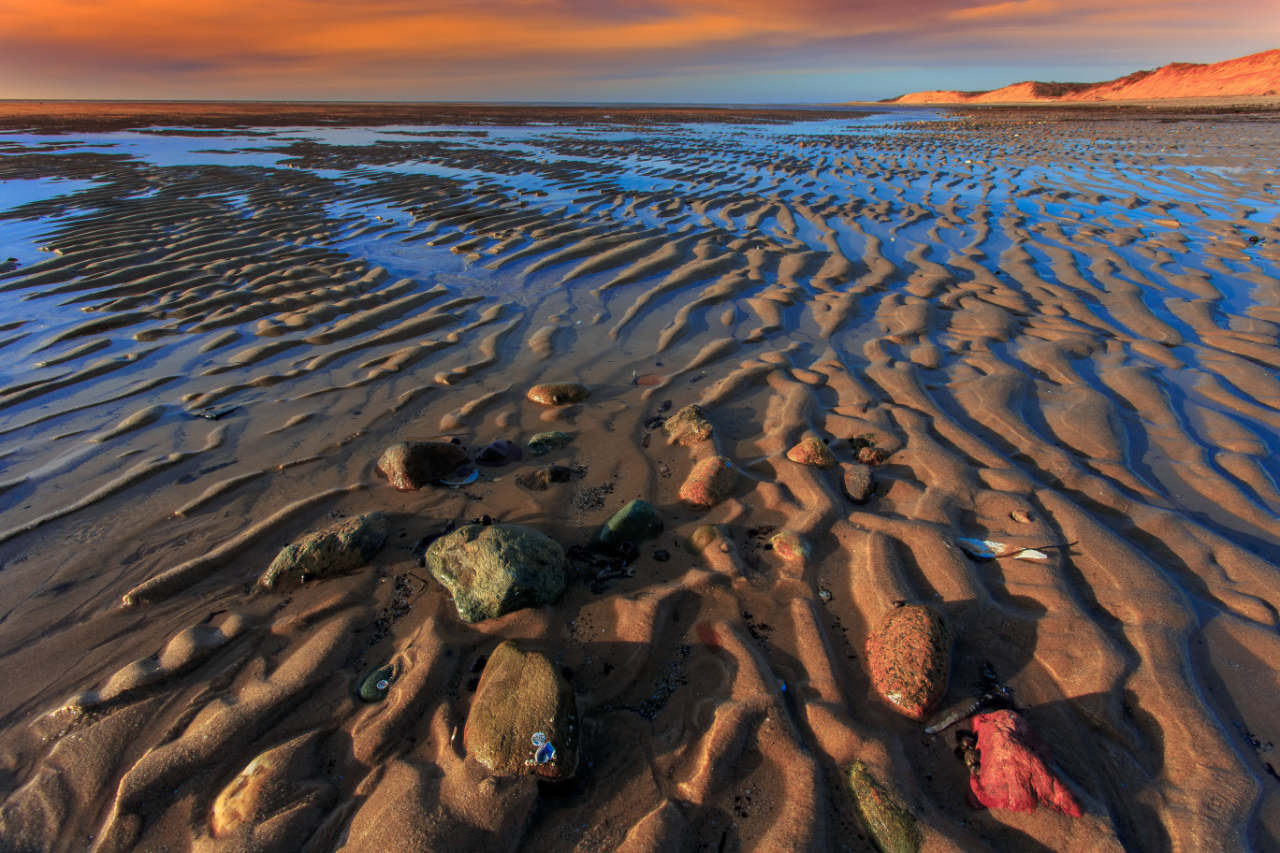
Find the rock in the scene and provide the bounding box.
[865,605,951,720]
[464,640,579,780]
[526,430,573,456]
[687,524,720,553]
[663,404,714,447]
[786,436,836,468]
[359,664,396,702]
[858,445,889,466]
[769,530,810,563]
[377,441,468,490]
[843,463,875,502]
[423,523,567,623]
[595,499,663,551]
[258,513,389,590]
[964,710,1083,817]
[515,464,573,491]
[847,762,922,853]
[678,456,737,507]
[527,382,589,406]
[476,439,522,467]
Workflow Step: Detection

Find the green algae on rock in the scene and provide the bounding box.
[258,512,389,590]
[376,441,469,491]
[424,523,567,623]
[463,640,579,780]
[865,605,952,720]
[358,664,396,702]
[526,382,589,406]
[678,455,737,507]
[848,761,922,853]
[595,499,663,551]
[663,404,714,447]
[526,430,574,456]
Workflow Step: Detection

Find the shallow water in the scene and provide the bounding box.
[0,108,1278,851]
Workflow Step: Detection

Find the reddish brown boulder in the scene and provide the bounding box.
[865,605,951,720]
[965,709,1083,817]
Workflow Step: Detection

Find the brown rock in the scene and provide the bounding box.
[527,382,589,406]
[843,463,875,502]
[865,605,951,720]
[515,464,573,491]
[786,436,836,468]
[464,640,579,780]
[858,445,889,466]
[377,441,468,490]
[678,456,737,507]
[663,404,714,447]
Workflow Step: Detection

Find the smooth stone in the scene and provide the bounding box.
[595,499,663,551]
[847,761,922,853]
[865,605,952,720]
[843,463,875,502]
[258,512,388,590]
[769,530,810,562]
[463,640,579,780]
[424,523,567,623]
[786,436,836,468]
[515,464,573,491]
[476,439,522,467]
[359,664,396,702]
[687,524,720,553]
[526,430,573,456]
[526,382,589,406]
[663,404,714,447]
[678,456,737,507]
[377,441,468,490]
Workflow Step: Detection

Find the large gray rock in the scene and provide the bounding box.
[258,513,389,590]
[377,441,468,491]
[424,523,567,622]
[464,640,579,780]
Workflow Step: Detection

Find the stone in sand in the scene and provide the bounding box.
[258,512,388,590]
[687,524,721,553]
[377,441,468,490]
[359,664,396,702]
[476,439,522,467]
[424,523,567,623]
[527,382,589,406]
[843,463,875,502]
[663,404,714,447]
[786,436,836,468]
[526,430,574,456]
[515,464,573,491]
[847,761,922,853]
[965,709,1083,817]
[464,640,579,780]
[678,456,737,507]
[595,499,663,551]
[866,605,951,720]
[769,530,810,563]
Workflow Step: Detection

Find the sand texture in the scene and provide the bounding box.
[0,103,1278,851]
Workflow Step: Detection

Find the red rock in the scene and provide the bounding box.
[967,710,1083,817]
[865,605,951,720]
[678,456,736,507]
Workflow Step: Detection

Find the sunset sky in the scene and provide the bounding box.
[1,0,1275,102]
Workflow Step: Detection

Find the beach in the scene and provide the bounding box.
[0,102,1277,851]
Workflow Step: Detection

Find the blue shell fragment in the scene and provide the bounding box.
[531,731,548,747]
[534,741,556,764]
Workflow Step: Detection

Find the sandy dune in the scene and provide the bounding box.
[0,103,1277,851]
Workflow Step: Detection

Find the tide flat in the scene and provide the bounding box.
[0,103,1278,851]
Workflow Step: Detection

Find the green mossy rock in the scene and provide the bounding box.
[359,664,396,702]
[526,431,574,456]
[464,640,579,780]
[527,383,589,406]
[595,499,663,551]
[866,605,952,720]
[663,404,714,447]
[848,762,921,853]
[424,523,567,623]
[258,512,389,590]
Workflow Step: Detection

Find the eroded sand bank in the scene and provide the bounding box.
[0,104,1277,851]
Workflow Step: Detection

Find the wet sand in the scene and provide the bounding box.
[0,103,1278,851]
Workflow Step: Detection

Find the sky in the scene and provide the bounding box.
[0,0,1276,102]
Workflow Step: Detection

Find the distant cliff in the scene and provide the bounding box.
[888,48,1280,104]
